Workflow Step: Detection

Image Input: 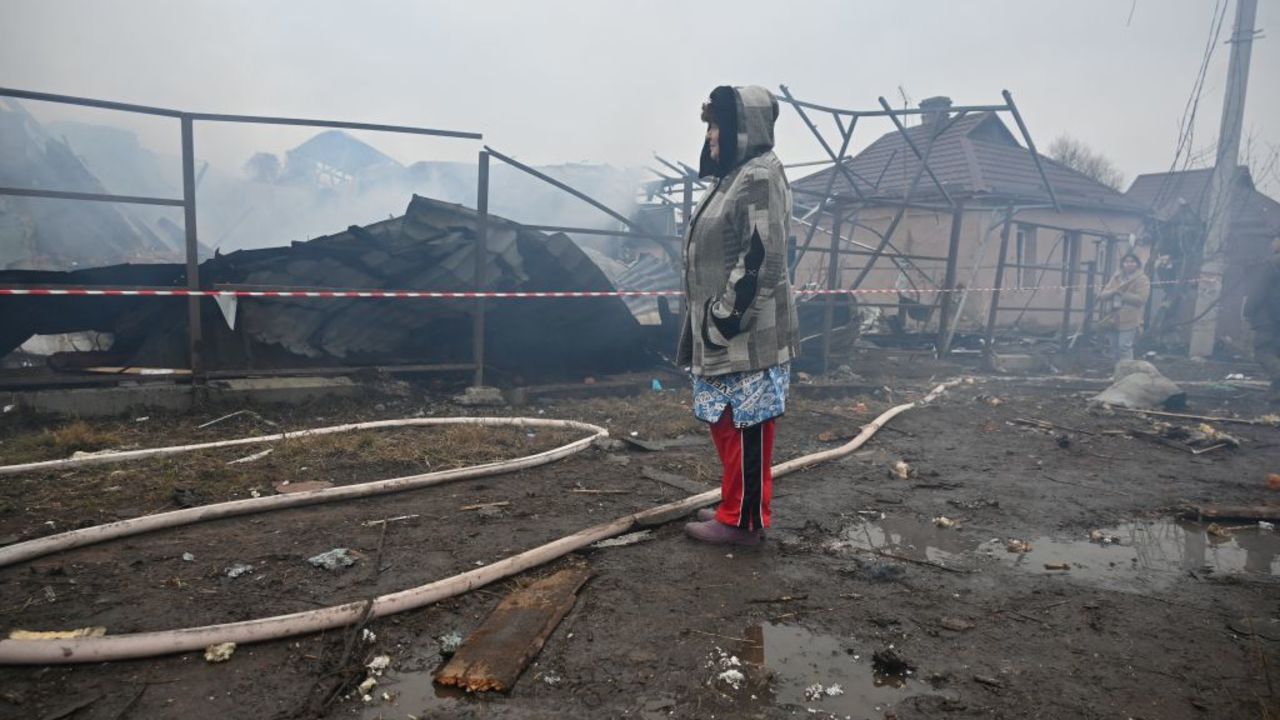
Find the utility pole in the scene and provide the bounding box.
[1189,0,1258,358]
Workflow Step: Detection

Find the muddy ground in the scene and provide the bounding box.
[1,356,1278,720]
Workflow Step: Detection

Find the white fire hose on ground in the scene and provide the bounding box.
[0,381,958,664]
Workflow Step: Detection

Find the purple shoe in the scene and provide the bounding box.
[684,519,764,546]
[696,507,717,522]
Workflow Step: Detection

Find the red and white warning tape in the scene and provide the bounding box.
[0,277,1211,300]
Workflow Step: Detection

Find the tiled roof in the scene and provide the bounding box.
[792,113,1142,212]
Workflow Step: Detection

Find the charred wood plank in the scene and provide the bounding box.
[434,566,590,692]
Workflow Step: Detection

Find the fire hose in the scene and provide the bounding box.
[0,381,957,664]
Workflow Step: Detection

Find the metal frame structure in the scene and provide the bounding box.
[0,86,482,382]
[470,146,682,386]
[776,86,1079,370]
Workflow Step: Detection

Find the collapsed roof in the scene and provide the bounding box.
[0,195,671,378]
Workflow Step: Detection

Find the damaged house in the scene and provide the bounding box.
[790,97,1146,338]
[1124,166,1280,353]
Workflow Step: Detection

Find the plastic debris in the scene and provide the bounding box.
[541,672,563,687]
[1207,523,1233,538]
[1090,360,1184,410]
[1005,539,1032,553]
[891,460,911,480]
[358,676,378,697]
[1260,521,1275,532]
[181,552,196,562]
[1088,530,1121,545]
[2,404,15,413]
[362,628,377,644]
[933,516,957,529]
[438,631,464,657]
[9,626,106,640]
[367,655,391,675]
[228,448,273,465]
[204,642,236,663]
[1044,562,1071,571]
[717,668,745,690]
[225,563,254,578]
[803,683,846,701]
[274,479,334,494]
[134,416,150,423]
[308,548,358,571]
[651,378,664,391]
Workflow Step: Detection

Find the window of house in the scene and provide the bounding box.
[1015,225,1038,287]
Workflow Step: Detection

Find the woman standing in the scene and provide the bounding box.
[1098,252,1151,363]
[678,85,799,546]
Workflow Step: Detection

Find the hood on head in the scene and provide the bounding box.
[699,85,779,178]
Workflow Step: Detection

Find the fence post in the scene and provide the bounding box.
[180,115,204,380]
[936,203,965,356]
[982,209,1014,370]
[821,209,844,374]
[472,150,490,388]
[1059,232,1080,351]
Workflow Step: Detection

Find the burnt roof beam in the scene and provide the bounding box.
[1002,90,1061,213]
[877,96,956,208]
[483,145,639,232]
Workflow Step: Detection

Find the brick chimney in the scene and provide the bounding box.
[919,96,953,127]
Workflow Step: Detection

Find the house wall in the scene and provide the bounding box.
[790,204,1144,335]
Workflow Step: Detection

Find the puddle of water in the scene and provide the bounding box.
[832,515,980,563]
[734,623,946,716]
[994,520,1280,589]
[834,515,1280,591]
[358,668,472,719]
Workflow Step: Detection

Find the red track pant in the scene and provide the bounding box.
[710,409,775,530]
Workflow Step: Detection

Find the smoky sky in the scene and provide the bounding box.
[1,0,1277,194]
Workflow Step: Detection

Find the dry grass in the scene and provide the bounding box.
[0,420,127,465]
[0,424,581,537]
[567,392,703,439]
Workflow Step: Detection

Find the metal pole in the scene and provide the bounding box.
[983,210,1014,369]
[821,209,845,374]
[1059,232,1080,351]
[180,115,203,380]
[1082,260,1097,341]
[483,146,638,232]
[1189,0,1258,357]
[473,150,490,388]
[845,111,965,291]
[936,203,965,355]
[1001,90,1061,213]
[681,178,693,238]
[876,96,955,207]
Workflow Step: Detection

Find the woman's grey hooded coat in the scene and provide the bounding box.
[676,85,799,376]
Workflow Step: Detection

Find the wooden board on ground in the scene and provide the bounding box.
[434,566,591,692]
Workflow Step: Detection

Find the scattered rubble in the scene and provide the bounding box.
[1090,360,1185,410]
[454,386,506,407]
[1005,539,1032,554]
[204,642,236,663]
[227,448,274,465]
[308,548,358,571]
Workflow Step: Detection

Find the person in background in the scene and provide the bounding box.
[677,85,799,546]
[1244,231,1280,404]
[1098,252,1151,363]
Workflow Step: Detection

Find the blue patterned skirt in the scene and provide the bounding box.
[691,362,790,428]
